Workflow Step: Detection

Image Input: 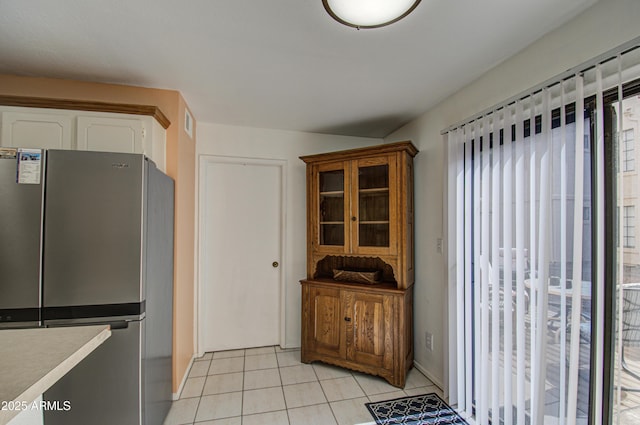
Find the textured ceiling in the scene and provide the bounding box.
[0,0,597,137]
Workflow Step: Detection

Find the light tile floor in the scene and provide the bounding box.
[163,346,442,425]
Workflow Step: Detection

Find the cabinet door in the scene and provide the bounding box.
[313,161,351,254]
[350,155,397,255]
[307,285,345,359]
[77,116,144,153]
[1,111,72,149]
[344,291,393,370]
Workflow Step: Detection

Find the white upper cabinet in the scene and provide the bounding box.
[1,111,72,150]
[77,115,143,154]
[0,107,166,172]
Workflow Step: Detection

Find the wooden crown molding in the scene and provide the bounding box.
[0,95,171,129]
[299,140,418,164]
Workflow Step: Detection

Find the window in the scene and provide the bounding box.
[622,128,635,172]
[624,205,636,248]
[607,87,640,425]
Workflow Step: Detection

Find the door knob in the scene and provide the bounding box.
[272,261,279,268]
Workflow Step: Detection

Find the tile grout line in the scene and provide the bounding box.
[311,362,342,425]
[275,347,292,425]
[241,347,289,423]
[190,358,208,425]
[240,351,246,425]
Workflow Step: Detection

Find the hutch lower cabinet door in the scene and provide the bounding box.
[304,284,344,359]
[301,279,413,388]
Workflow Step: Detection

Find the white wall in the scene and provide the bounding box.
[196,123,381,348]
[384,0,640,392]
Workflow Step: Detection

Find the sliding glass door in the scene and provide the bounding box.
[607,85,640,425]
[447,44,640,425]
[458,92,594,425]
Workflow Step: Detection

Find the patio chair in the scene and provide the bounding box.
[545,277,592,343]
[481,258,528,337]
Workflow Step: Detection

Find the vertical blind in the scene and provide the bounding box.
[445,40,640,425]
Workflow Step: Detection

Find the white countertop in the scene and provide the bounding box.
[0,325,111,425]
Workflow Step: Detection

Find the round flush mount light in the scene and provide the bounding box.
[322,0,421,29]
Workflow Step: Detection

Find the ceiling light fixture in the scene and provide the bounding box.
[322,0,421,29]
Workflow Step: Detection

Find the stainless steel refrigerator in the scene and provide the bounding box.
[0,148,174,425]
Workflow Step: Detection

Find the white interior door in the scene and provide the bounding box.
[200,157,283,352]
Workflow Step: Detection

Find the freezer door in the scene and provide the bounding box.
[43,150,145,309]
[44,320,143,425]
[0,152,43,326]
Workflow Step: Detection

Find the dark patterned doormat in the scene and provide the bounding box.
[365,393,469,425]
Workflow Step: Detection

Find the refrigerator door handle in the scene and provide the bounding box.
[44,313,144,327]
[46,320,131,330]
[108,321,130,330]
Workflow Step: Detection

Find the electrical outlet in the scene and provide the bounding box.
[425,331,433,351]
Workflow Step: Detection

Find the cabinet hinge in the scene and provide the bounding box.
[142,128,146,139]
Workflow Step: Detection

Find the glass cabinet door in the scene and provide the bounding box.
[353,156,396,254]
[317,162,349,250]
[314,156,396,255]
[358,164,389,247]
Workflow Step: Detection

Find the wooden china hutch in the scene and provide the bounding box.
[299,141,417,388]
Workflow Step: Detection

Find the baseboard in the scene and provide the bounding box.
[173,355,195,401]
[280,341,301,350]
[413,360,444,392]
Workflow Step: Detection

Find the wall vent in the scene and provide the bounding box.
[184,108,193,139]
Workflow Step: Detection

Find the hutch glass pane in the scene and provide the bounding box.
[359,223,389,247]
[320,170,344,192]
[358,165,389,247]
[320,170,345,246]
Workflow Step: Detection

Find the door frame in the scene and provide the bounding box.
[196,154,287,355]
